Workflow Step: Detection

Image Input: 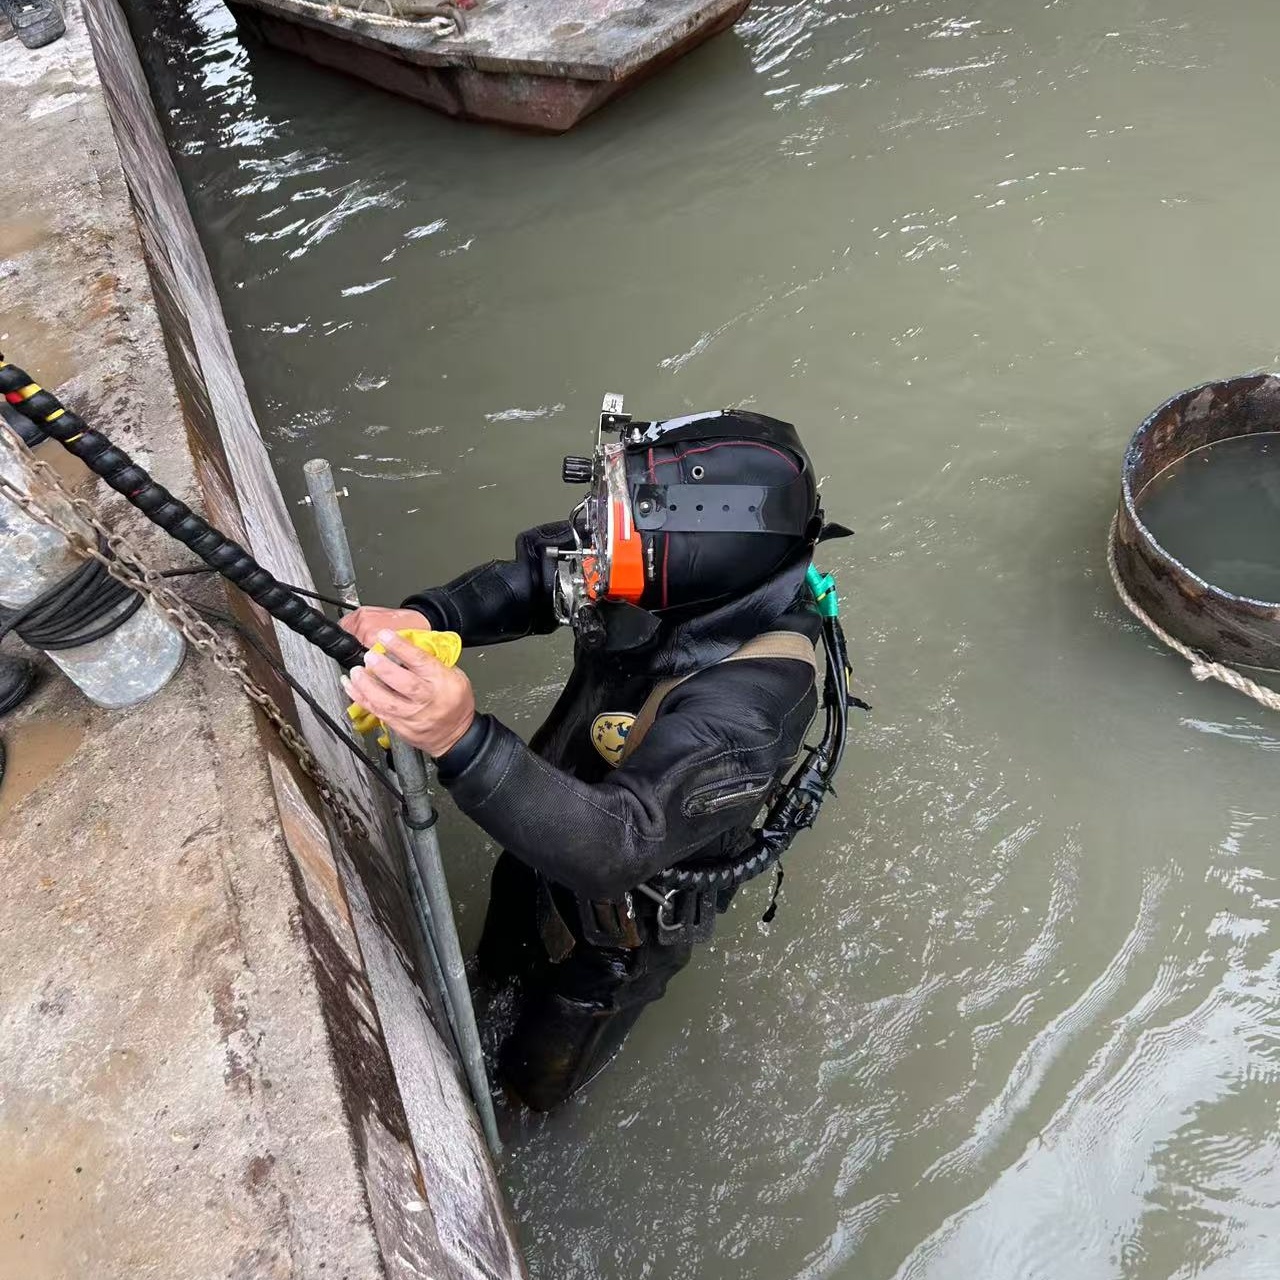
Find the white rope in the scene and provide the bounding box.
[1106,516,1280,713]
[315,0,461,32]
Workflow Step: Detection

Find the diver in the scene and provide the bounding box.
[341,399,853,1111]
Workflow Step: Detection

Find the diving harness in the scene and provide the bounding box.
[633,565,855,935]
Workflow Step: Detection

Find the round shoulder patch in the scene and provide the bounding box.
[590,712,636,768]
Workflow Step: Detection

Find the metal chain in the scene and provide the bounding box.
[0,430,369,838]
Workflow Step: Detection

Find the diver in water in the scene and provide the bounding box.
[341,400,852,1111]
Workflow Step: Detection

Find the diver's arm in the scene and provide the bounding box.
[400,521,574,647]
[438,658,818,899]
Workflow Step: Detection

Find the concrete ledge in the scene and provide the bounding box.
[0,2,523,1275]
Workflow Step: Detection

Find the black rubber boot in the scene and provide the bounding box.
[0,655,35,717]
[0,0,64,48]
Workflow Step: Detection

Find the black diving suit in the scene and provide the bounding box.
[404,522,820,1110]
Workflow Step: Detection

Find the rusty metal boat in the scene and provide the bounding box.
[228,0,751,132]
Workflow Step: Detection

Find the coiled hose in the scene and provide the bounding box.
[0,355,365,669]
[0,537,143,650]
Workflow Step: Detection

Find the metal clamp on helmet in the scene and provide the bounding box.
[631,479,815,535]
[551,394,822,638]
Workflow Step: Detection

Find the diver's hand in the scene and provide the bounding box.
[339,606,430,648]
[343,629,475,757]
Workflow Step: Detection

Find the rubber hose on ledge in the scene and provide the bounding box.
[0,355,366,669]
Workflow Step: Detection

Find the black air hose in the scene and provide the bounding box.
[0,355,365,669]
[0,537,144,650]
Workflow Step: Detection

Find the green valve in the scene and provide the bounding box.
[806,563,839,618]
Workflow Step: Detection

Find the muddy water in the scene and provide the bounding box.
[1139,435,1280,603]
[128,2,1280,1276]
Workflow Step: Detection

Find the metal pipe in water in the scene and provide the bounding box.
[302,460,464,1084]
[385,735,503,1158]
[301,457,501,1158]
[303,459,359,608]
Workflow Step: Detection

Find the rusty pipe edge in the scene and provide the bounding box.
[1115,373,1280,669]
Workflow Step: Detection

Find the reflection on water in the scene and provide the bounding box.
[127,0,1280,1275]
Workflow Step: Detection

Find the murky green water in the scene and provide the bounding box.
[129,2,1280,1275]
[1139,434,1280,602]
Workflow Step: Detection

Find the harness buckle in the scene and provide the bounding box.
[577,892,644,949]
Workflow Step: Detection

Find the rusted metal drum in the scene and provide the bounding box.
[1115,373,1280,669]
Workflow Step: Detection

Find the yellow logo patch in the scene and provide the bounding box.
[590,712,635,768]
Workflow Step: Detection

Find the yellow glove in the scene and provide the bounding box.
[346,628,463,749]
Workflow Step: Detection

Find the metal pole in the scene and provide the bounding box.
[402,840,465,1033]
[302,459,359,608]
[303,484,463,1044]
[298,464,460,1024]
[302,459,501,1158]
[385,735,502,1157]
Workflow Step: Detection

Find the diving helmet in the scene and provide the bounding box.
[551,395,822,639]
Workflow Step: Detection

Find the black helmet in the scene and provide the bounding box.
[556,405,822,631]
[624,410,820,611]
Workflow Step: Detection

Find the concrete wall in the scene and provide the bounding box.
[0,3,523,1275]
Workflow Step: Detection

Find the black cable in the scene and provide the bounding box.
[0,536,144,650]
[0,357,401,801]
[159,563,354,612]
[823,615,851,775]
[284,583,355,611]
[167,575,410,805]
[0,400,45,448]
[0,532,391,794]
[0,354,366,669]
[189,599,402,801]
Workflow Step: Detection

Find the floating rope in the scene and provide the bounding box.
[1106,516,1280,713]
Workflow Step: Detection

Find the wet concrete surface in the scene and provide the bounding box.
[0,7,417,1275]
[0,710,85,821]
[130,0,1280,1277]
